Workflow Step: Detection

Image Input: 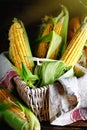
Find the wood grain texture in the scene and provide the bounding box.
[1,120,87,130]
[41,121,87,130]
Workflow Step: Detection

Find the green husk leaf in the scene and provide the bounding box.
[46,31,62,59]
[12,65,22,77]
[57,5,69,58]
[12,62,39,88]
[9,46,13,62]
[0,103,12,111]
[22,62,39,88]
[13,101,41,130]
[34,60,68,87]
[23,106,41,130]
[35,30,53,43]
[59,67,74,79]
[2,110,29,130]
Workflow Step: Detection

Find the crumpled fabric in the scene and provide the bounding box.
[50,74,87,126]
[51,107,87,126]
[0,52,87,126]
[0,52,18,91]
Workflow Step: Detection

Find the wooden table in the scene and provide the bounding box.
[41,121,87,130]
[0,120,87,129]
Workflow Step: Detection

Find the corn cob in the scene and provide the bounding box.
[0,88,40,130]
[9,18,34,71]
[61,21,87,67]
[36,5,69,59]
[36,18,64,58]
[36,17,63,59]
[68,17,81,41]
[54,17,64,35]
[36,23,53,58]
[0,89,25,119]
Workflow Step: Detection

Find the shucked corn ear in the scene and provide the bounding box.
[61,19,87,67]
[9,18,34,71]
[0,88,40,130]
[35,5,69,59]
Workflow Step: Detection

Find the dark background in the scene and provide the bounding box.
[0,0,87,53]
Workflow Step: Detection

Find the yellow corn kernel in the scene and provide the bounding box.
[10,40,22,70]
[42,23,53,36]
[36,18,64,58]
[54,22,63,35]
[61,22,87,67]
[36,42,49,58]
[9,21,33,71]
[54,17,64,35]
[0,89,26,120]
[36,24,53,58]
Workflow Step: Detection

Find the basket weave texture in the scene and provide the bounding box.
[13,76,49,121]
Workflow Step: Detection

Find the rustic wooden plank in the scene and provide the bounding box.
[41,121,87,130]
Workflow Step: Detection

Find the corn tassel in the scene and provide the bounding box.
[9,18,34,71]
[61,21,87,67]
[0,88,40,130]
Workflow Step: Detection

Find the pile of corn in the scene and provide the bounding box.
[8,6,87,72]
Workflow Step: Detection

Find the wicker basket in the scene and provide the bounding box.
[13,76,49,121]
[0,52,50,121]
